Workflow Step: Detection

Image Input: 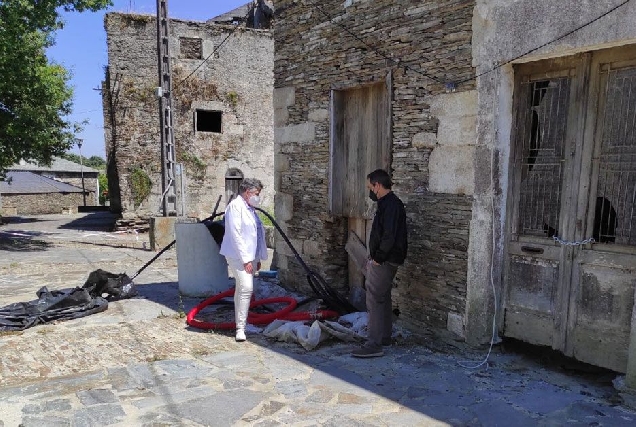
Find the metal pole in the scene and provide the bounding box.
[77,139,87,206]
[156,0,178,216]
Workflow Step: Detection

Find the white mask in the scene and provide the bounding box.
[248,195,261,207]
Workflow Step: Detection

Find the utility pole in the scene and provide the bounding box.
[156,0,178,216]
[76,138,87,207]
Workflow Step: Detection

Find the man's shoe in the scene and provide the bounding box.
[382,338,392,347]
[235,330,246,342]
[351,346,384,358]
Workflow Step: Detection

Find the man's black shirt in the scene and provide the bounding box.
[369,191,407,265]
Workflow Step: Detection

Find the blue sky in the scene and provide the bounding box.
[47,0,248,158]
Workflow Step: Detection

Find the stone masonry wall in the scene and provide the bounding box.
[103,13,274,219]
[273,0,476,331]
[2,193,84,215]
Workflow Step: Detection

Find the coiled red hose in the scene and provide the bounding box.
[186,288,339,330]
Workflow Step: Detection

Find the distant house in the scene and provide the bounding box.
[0,171,87,215]
[0,157,99,215]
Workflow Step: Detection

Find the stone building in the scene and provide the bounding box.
[272,0,636,378]
[0,171,89,215]
[2,157,99,213]
[102,6,274,221]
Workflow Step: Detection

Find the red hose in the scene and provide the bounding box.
[186,288,339,330]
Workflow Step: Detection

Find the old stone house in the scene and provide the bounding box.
[102,5,274,221]
[272,0,636,379]
[0,157,98,215]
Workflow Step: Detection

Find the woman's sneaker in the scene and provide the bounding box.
[235,330,246,342]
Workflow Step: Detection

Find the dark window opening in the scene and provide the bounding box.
[196,110,222,133]
[179,37,202,59]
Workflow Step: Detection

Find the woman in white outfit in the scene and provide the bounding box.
[219,178,268,342]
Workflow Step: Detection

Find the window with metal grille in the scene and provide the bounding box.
[514,78,571,238]
[595,67,636,245]
[511,51,636,248]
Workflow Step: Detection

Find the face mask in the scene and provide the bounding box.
[248,195,261,207]
[368,189,378,202]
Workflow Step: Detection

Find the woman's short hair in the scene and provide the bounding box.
[239,178,264,194]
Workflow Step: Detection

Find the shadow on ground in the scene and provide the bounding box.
[57,211,119,232]
[0,230,53,252]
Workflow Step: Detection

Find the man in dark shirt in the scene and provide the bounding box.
[352,169,408,358]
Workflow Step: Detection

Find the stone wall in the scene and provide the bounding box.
[273,0,476,332]
[103,13,274,220]
[54,173,98,205]
[2,193,84,215]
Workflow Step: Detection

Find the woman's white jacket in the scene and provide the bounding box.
[220,196,268,264]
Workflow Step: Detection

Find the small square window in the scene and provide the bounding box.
[179,37,202,59]
[195,110,222,133]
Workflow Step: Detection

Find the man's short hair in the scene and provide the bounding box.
[239,178,264,194]
[367,169,392,189]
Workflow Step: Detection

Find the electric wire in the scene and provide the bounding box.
[456,0,633,84]
[309,0,632,88]
[310,1,444,84]
[174,9,251,90]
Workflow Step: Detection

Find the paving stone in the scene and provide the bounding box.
[77,389,117,406]
[72,404,126,427]
[21,415,70,427]
[2,213,636,426]
[22,399,72,414]
[173,390,265,426]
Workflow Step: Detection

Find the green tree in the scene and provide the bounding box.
[61,152,106,169]
[98,172,108,204]
[0,0,112,174]
[85,155,106,169]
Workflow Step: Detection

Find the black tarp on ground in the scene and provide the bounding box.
[0,269,135,331]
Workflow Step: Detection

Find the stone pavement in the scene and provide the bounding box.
[1,212,635,426]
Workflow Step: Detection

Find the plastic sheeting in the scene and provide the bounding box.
[262,312,370,351]
[0,269,136,331]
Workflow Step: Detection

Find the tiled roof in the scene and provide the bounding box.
[208,3,250,23]
[9,157,99,174]
[0,171,86,194]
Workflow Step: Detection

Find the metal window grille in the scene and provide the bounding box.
[515,78,571,238]
[595,67,636,246]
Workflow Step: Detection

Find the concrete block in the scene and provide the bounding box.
[447,312,465,338]
[276,253,288,270]
[149,217,178,251]
[275,153,290,172]
[274,86,295,109]
[429,90,478,117]
[308,108,329,122]
[412,132,437,149]
[275,123,316,144]
[427,90,477,147]
[175,223,230,297]
[275,107,289,128]
[276,237,302,257]
[437,115,477,147]
[274,193,293,221]
[429,146,475,195]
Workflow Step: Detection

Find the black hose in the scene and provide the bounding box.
[129,202,357,315]
[255,207,357,314]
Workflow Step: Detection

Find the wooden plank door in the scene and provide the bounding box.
[330,77,392,308]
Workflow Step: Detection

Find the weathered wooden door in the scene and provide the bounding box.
[330,77,392,308]
[504,47,636,372]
